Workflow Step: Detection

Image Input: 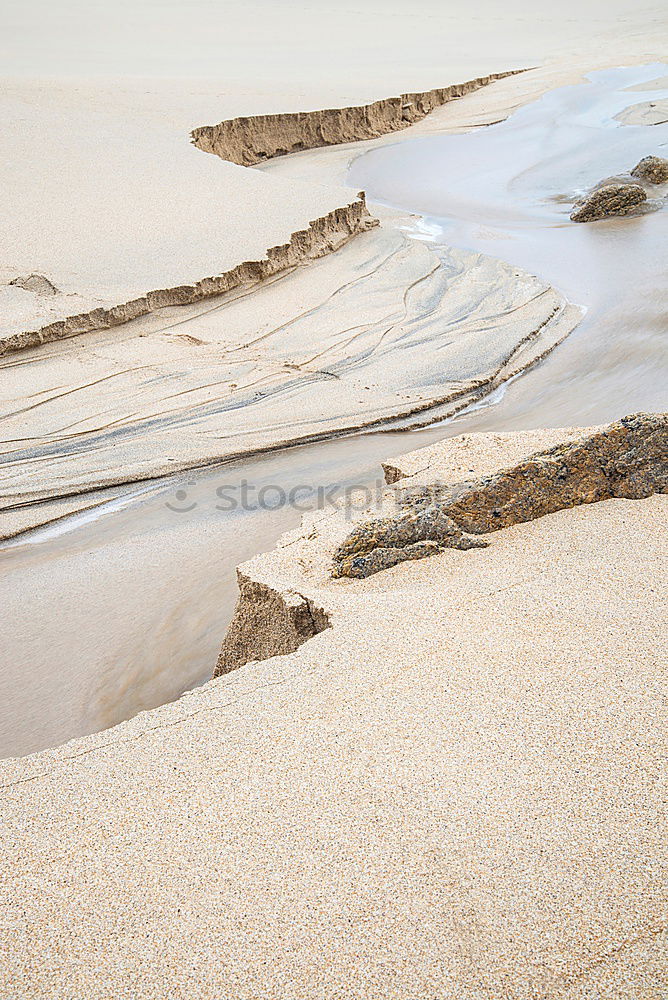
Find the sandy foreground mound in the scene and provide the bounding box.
[2,420,666,998]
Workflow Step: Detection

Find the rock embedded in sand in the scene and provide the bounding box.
[332,505,488,579]
[631,155,668,184]
[570,182,647,222]
[332,412,668,578]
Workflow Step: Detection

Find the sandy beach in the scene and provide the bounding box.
[1,3,666,538]
[2,420,666,997]
[1,0,667,994]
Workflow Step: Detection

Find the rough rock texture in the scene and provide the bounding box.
[631,154,668,184]
[332,506,488,579]
[333,412,667,578]
[191,72,526,166]
[570,182,647,222]
[215,572,330,676]
[0,197,376,356]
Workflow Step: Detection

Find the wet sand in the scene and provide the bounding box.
[2,63,667,758]
[349,63,668,426]
[0,221,577,520]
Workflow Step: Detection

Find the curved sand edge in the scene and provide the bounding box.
[0,196,376,356]
[215,413,667,667]
[0,215,583,538]
[191,70,528,166]
[0,69,529,359]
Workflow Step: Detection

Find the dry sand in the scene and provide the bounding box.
[2,1,668,993]
[1,424,666,997]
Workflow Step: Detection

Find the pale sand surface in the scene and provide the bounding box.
[1,0,666,542]
[0,73,366,344]
[1,0,665,346]
[2,4,668,991]
[0,218,579,520]
[382,426,592,481]
[1,68,585,538]
[616,97,668,126]
[1,426,666,997]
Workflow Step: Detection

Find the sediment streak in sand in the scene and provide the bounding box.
[0,223,581,536]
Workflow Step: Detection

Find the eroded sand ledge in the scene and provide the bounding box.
[216,413,667,670]
[191,71,527,165]
[1,70,531,359]
[0,197,375,356]
[332,412,668,577]
[0,225,581,539]
[2,420,666,997]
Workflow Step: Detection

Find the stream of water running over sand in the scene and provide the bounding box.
[1,65,666,758]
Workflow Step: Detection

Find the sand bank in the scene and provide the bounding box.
[0,214,580,537]
[0,194,373,355]
[2,0,666,542]
[2,3,668,980]
[2,421,666,997]
[191,71,526,166]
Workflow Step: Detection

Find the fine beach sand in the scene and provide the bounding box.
[2,1,668,994]
[2,0,667,540]
[1,424,666,997]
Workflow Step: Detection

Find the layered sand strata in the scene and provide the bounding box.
[0,220,581,539]
[191,71,526,166]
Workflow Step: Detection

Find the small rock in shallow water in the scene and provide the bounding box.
[570,183,647,222]
[631,155,668,185]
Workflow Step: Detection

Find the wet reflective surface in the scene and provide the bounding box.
[350,63,668,426]
[2,65,666,758]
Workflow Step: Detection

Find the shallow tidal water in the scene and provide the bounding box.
[2,64,666,758]
[350,63,668,426]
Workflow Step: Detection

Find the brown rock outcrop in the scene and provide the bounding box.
[332,506,488,579]
[333,412,667,578]
[570,182,647,222]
